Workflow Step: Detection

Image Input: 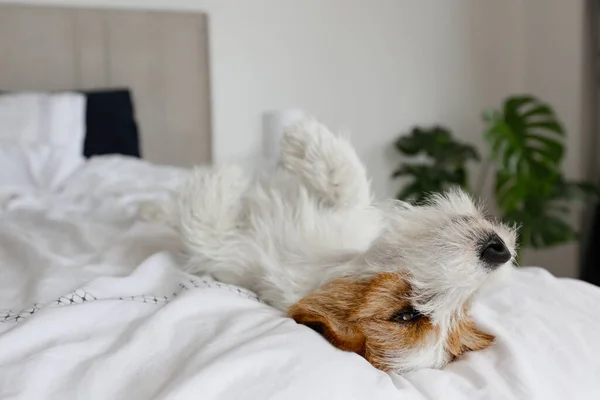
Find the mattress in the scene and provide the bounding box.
[1,151,600,399]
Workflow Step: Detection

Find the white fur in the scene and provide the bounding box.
[157,118,516,372]
[177,120,383,309]
[384,335,451,373]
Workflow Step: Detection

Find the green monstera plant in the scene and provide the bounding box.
[392,95,599,258]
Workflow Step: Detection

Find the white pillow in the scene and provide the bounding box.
[0,91,86,157]
[0,92,87,201]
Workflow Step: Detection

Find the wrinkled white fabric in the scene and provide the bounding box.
[1,153,600,399]
[0,142,85,205]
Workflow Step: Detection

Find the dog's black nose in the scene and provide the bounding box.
[480,234,511,267]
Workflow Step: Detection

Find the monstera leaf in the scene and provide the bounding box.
[483,96,564,208]
[483,96,564,168]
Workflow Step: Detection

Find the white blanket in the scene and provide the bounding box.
[1,154,600,399]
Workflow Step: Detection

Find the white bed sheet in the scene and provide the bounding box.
[1,154,600,400]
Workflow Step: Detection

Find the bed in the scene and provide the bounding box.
[1,4,600,400]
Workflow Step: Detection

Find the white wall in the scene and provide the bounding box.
[1,0,592,277]
[209,0,526,202]
[518,0,591,275]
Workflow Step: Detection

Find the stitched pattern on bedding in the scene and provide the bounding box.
[1,277,260,324]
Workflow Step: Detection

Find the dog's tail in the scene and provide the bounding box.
[177,166,250,276]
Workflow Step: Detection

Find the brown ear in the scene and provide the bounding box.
[448,318,495,358]
[287,278,367,356]
[460,322,495,352]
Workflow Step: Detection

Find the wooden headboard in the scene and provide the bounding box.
[0,4,211,167]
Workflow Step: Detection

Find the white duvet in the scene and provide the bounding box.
[1,152,600,400]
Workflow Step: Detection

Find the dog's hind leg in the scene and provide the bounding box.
[177,165,251,280]
[138,200,177,226]
[280,119,371,209]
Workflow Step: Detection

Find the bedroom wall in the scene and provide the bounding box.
[518,0,592,276]
[0,0,592,278]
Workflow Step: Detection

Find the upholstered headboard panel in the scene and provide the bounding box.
[0,4,211,167]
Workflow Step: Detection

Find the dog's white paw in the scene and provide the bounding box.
[280,119,336,166]
[280,119,371,209]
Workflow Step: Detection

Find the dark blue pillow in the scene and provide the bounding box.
[81,89,141,159]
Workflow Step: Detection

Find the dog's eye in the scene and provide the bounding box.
[390,308,421,324]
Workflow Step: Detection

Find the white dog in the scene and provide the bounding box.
[151,119,516,373]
